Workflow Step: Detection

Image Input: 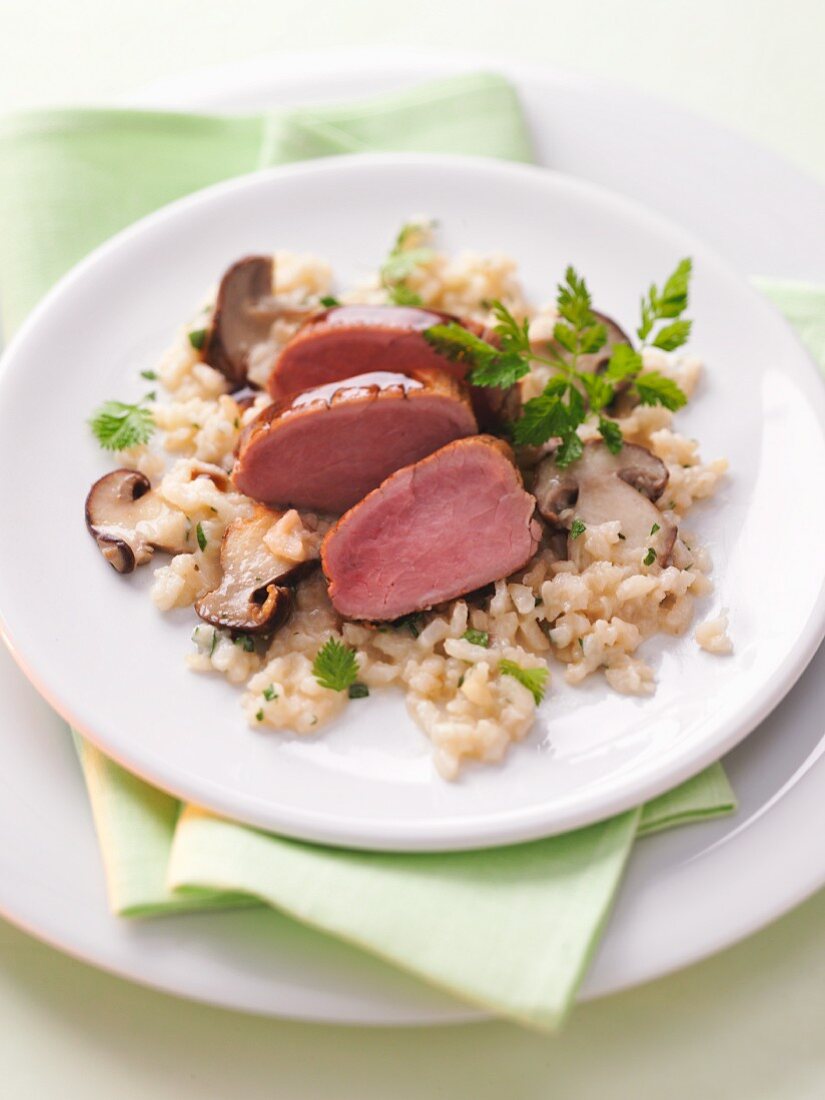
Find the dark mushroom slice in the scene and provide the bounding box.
[85,470,187,574]
[532,441,676,562]
[201,256,318,387]
[195,506,317,635]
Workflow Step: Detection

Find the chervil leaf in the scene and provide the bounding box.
[312,637,359,692]
[388,284,423,306]
[319,295,340,308]
[652,319,692,351]
[462,628,490,648]
[424,322,530,389]
[89,399,155,451]
[491,300,532,358]
[605,343,643,382]
[469,353,530,389]
[579,323,608,355]
[598,416,624,453]
[554,431,584,468]
[512,393,570,446]
[499,659,548,704]
[556,266,595,329]
[553,321,578,355]
[633,371,688,411]
[380,221,435,301]
[424,322,496,366]
[570,518,586,540]
[579,372,613,412]
[659,258,692,318]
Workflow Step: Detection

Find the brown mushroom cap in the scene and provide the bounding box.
[85,469,187,574]
[533,441,676,562]
[202,256,320,386]
[195,506,316,634]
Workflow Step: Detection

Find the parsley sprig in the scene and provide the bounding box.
[89,397,156,451]
[312,637,359,693]
[424,261,692,467]
[499,659,548,705]
[380,222,435,307]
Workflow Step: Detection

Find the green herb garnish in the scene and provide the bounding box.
[262,684,278,701]
[140,369,158,381]
[570,518,586,540]
[424,260,691,466]
[348,682,370,699]
[313,637,359,692]
[499,659,548,705]
[380,221,435,306]
[319,295,340,308]
[643,548,657,567]
[462,628,490,648]
[188,328,208,350]
[89,398,155,452]
[196,522,207,552]
[650,523,661,536]
[255,708,264,722]
[234,634,255,653]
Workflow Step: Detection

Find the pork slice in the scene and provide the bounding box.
[267,303,513,430]
[321,435,541,620]
[233,368,477,514]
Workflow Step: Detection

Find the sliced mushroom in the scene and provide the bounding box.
[533,441,676,562]
[195,506,317,634]
[202,256,318,386]
[85,470,187,574]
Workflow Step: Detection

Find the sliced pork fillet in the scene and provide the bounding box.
[233,368,477,514]
[267,303,514,429]
[322,435,541,620]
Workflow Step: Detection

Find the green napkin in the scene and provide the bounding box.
[12,70,814,1030]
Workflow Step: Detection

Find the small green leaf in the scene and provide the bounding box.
[196,522,207,552]
[89,399,155,452]
[348,682,370,699]
[234,634,255,653]
[499,659,548,705]
[643,547,657,566]
[388,284,423,306]
[605,343,643,382]
[188,328,207,350]
[650,523,661,536]
[319,295,340,308]
[570,518,586,539]
[652,319,692,351]
[262,684,278,701]
[554,432,584,468]
[462,628,490,648]
[512,393,570,446]
[598,416,624,454]
[634,371,688,411]
[313,637,359,692]
[140,369,158,381]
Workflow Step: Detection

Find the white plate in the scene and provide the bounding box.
[1,152,824,851]
[0,51,824,1024]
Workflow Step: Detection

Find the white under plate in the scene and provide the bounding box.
[0,151,824,851]
[0,54,824,1026]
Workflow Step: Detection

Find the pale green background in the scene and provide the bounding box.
[2,1,825,1095]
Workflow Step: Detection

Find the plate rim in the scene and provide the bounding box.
[1,149,825,852]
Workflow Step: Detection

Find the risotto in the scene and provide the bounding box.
[92,225,729,780]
